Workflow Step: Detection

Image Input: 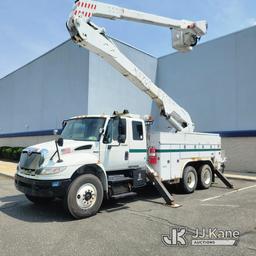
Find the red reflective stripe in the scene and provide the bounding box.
[74,10,77,15]
[84,3,87,8]
[94,5,97,10]
[77,1,80,6]
[85,12,88,17]
[88,3,91,8]
[88,12,92,17]
[82,11,84,15]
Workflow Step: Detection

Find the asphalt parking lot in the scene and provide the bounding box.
[0,175,255,256]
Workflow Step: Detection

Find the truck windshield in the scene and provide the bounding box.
[61,118,106,142]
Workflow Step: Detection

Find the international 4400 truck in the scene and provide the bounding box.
[15,1,232,219]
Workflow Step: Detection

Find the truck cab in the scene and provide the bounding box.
[60,112,147,171]
[15,112,149,219]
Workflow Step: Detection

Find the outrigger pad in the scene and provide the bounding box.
[163,203,182,208]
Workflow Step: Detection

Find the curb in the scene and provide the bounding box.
[225,174,256,182]
[0,172,15,179]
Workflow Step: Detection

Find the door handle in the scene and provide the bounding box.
[125,151,129,161]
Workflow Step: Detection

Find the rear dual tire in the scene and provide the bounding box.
[180,164,212,193]
[180,166,198,193]
[197,164,212,189]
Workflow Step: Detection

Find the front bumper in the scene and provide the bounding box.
[15,174,71,198]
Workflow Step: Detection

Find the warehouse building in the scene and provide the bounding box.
[0,25,256,172]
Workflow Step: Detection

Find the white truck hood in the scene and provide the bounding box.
[25,139,96,154]
[22,139,100,167]
[18,139,102,180]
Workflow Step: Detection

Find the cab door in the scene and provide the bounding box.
[128,120,147,169]
[101,117,130,171]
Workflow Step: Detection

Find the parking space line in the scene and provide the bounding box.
[201,204,239,208]
[200,184,256,202]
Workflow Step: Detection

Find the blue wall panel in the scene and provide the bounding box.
[88,40,157,116]
[0,40,89,134]
[156,26,256,133]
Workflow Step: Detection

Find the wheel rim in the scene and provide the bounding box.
[187,172,196,189]
[76,183,97,210]
[202,168,211,185]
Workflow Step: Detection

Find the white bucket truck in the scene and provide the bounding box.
[15,1,232,219]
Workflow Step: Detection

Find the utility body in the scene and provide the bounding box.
[15,1,232,219]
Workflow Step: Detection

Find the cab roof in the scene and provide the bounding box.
[70,113,143,120]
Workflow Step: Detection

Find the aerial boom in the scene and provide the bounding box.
[74,0,206,34]
[67,0,208,132]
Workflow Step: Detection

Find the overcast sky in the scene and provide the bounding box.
[0,0,255,79]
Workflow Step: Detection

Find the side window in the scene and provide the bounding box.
[132,121,143,141]
[113,118,126,142]
[103,118,126,143]
[112,118,119,141]
[119,119,126,141]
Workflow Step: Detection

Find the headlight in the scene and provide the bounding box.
[40,166,67,175]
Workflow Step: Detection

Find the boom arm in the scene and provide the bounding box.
[67,0,208,132]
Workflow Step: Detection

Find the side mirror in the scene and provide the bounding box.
[118,135,126,144]
[56,137,64,147]
[53,137,63,163]
[103,135,112,144]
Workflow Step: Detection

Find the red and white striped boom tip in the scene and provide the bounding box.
[73,1,97,18]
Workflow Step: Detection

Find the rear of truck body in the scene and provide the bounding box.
[149,131,223,182]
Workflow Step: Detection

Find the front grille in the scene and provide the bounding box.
[19,151,44,171]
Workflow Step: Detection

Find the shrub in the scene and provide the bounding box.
[13,147,24,161]
[0,146,24,162]
[0,147,8,158]
[7,148,13,159]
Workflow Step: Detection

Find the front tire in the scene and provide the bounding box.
[25,194,54,204]
[198,164,212,189]
[180,166,198,194]
[65,174,103,219]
